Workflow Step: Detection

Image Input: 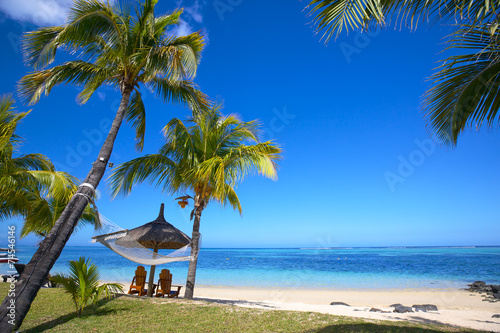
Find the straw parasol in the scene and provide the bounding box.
[124,203,191,296]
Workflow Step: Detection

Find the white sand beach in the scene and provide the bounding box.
[110,280,500,332]
[192,287,500,332]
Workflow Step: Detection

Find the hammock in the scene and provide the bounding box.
[91,214,196,265]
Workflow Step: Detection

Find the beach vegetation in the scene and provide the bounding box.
[0,0,208,329]
[108,105,282,299]
[306,0,500,145]
[0,284,487,332]
[49,257,123,317]
[0,95,99,238]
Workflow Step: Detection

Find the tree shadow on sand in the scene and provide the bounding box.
[305,322,476,333]
[22,296,124,332]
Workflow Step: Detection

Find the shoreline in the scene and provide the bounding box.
[104,280,500,331]
[194,287,500,332]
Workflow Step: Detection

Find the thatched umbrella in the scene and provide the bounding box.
[123,203,191,296]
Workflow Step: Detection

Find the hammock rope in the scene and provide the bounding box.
[91,214,197,265]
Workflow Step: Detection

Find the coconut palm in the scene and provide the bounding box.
[50,257,124,316]
[307,0,500,145]
[306,0,498,42]
[109,105,282,299]
[423,25,500,144]
[20,193,100,239]
[0,95,71,220]
[0,95,99,236]
[0,0,208,329]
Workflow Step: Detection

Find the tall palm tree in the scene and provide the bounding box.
[306,0,500,145]
[0,0,209,329]
[109,105,282,299]
[0,95,98,235]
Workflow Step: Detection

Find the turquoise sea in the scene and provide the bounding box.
[2,246,499,290]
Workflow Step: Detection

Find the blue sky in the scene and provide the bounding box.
[0,0,499,248]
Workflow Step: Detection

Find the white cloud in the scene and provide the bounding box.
[169,18,194,37]
[0,0,73,26]
[184,0,203,23]
[171,0,209,43]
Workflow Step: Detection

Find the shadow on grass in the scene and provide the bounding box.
[22,296,123,332]
[306,322,465,333]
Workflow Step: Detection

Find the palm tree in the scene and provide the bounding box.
[306,0,500,145]
[109,105,282,299]
[0,0,208,329]
[0,95,72,221]
[50,257,123,316]
[0,95,98,235]
[19,193,100,239]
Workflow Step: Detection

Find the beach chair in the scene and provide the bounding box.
[128,266,148,296]
[154,269,182,298]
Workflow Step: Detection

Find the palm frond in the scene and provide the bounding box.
[108,154,177,197]
[307,0,500,42]
[22,26,64,70]
[423,24,500,144]
[307,0,385,42]
[149,78,211,114]
[125,90,146,151]
[18,61,109,105]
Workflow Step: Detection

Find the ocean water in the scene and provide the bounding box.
[2,246,499,290]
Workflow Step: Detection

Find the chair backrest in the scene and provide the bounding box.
[158,269,172,292]
[135,266,147,286]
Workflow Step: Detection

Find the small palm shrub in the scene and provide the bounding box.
[50,257,124,316]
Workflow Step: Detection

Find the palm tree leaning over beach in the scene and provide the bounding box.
[0,0,209,329]
[109,105,282,299]
[0,95,99,236]
[306,0,500,145]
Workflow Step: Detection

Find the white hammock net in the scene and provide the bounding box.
[92,214,197,265]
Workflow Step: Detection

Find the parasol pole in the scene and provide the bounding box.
[147,243,159,297]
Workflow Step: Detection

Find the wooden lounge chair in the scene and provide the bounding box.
[128,266,148,296]
[154,269,182,298]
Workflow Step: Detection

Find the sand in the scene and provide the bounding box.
[192,287,500,332]
[110,281,500,332]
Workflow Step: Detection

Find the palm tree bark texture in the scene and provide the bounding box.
[0,85,133,331]
[184,194,204,299]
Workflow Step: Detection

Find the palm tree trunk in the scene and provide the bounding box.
[0,86,134,331]
[184,200,203,300]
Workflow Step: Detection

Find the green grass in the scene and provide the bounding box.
[0,284,486,332]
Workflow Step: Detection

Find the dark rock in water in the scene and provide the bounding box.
[393,306,413,313]
[469,282,497,292]
[369,308,382,312]
[470,281,486,287]
[330,302,350,306]
[389,303,403,308]
[468,281,487,292]
[492,314,500,319]
[468,282,500,301]
[413,304,438,312]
